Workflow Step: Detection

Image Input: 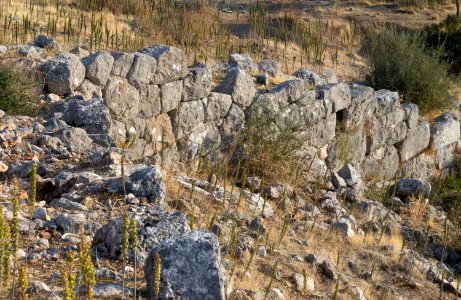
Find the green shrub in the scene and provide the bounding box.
[425,15,461,76]
[0,64,42,116]
[363,27,454,112]
[238,113,303,182]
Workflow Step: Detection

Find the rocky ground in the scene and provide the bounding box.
[1,36,461,300]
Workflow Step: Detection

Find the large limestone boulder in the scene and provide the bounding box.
[177,122,221,160]
[431,113,460,150]
[53,127,93,153]
[107,165,165,202]
[144,230,226,300]
[294,68,325,86]
[126,53,157,90]
[93,206,190,264]
[110,51,134,77]
[213,68,256,109]
[183,63,212,101]
[203,93,233,122]
[317,82,351,114]
[81,51,114,86]
[140,45,188,84]
[375,90,399,116]
[40,53,85,95]
[161,80,183,113]
[103,76,140,119]
[258,59,281,77]
[229,53,258,74]
[398,122,430,162]
[139,84,161,118]
[344,84,377,129]
[75,79,102,99]
[396,178,431,200]
[169,100,205,139]
[219,104,245,149]
[271,79,305,104]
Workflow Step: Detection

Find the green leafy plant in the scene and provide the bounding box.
[363,27,454,112]
[0,64,42,116]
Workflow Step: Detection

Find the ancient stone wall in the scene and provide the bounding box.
[39,45,461,182]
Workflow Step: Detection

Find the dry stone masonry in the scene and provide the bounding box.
[38,44,461,183]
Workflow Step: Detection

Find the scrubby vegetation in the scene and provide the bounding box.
[0,64,42,116]
[363,27,455,112]
[426,15,461,76]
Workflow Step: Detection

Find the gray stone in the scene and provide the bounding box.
[177,123,221,160]
[140,45,188,84]
[58,96,112,136]
[93,206,190,263]
[203,92,233,122]
[81,51,114,86]
[40,53,86,95]
[75,79,102,99]
[271,79,305,104]
[161,80,183,113]
[320,69,338,84]
[361,145,399,181]
[333,218,354,237]
[402,103,419,130]
[0,45,7,57]
[145,230,225,300]
[30,35,61,52]
[54,213,86,234]
[126,53,157,89]
[338,164,362,187]
[399,154,435,181]
[249,217,266,235]
[170,99,205,139]
[33,207,48,221]
[69,46,90,57]
[213,68,256,109]
[258,59,281,77]
[292,272,315,292]
[111,51,134,77]
[298,114,336,147]
[431,113,460,149]
[398,121,430,162]
[229,53,258,74]
[375,90,399,116]
[331,172,347,189]
[90,283,133,298]
[183,63,212,101]
[139,84,161,118]
[255,73,269,86]
[110,165,165,202]
[103,76,140,119]
[53,127,93,153]
[396,178,431,200]
[293,68,324,86]
[317,83,351,114]
[18,45,42,60]
[320,260,338,280]
[50,198,88,211]
[344,84,377,129]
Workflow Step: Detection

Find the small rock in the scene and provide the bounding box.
[50,198,88,211]
[33,207,49,221]
[249,217,266,235]
[292,272,315,292]
[320,260,338,280]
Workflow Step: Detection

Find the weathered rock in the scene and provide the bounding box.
[108,165,165,202]
[0,45,7,57]
[40,53,86,95]
[161,80,183,113]
[75,79,102,99]
[398,121,430,162]
[213,68,256,109]
[81,51,114,86]
[140,45,188,84]
[57,96,112,136]
[320,260,338,280]
[50,198,88,211]
[259,59,281,77]
[91,283,134,298]
[317,83,351,114]
[292,272,315,292]
[402,103,419,130]
[203,92,233,122]
[111,51,134,77]
[53,127,93,153]
[396,178,431,200]
[93,206,190,263]
[294,68,324,86]
[333,218,355,237]
[103,76,140,119]
[69,46,90,57]
[145,230,225,300]
[271,79,305,104]
[298,114,336,147]
[177,122,221,160]
[344,84,377,129]
[183,63,212,101]
[139,84,161,118]
[30,35,61,52]
[229,53,258,74]
[361,145,399,181]
[170,99,205,139]
[431,113,460,150]
[399,154,435,181]
[375,89,399,116]
[126,52,157,89]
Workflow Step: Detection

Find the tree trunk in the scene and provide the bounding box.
[457,0,460,18]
